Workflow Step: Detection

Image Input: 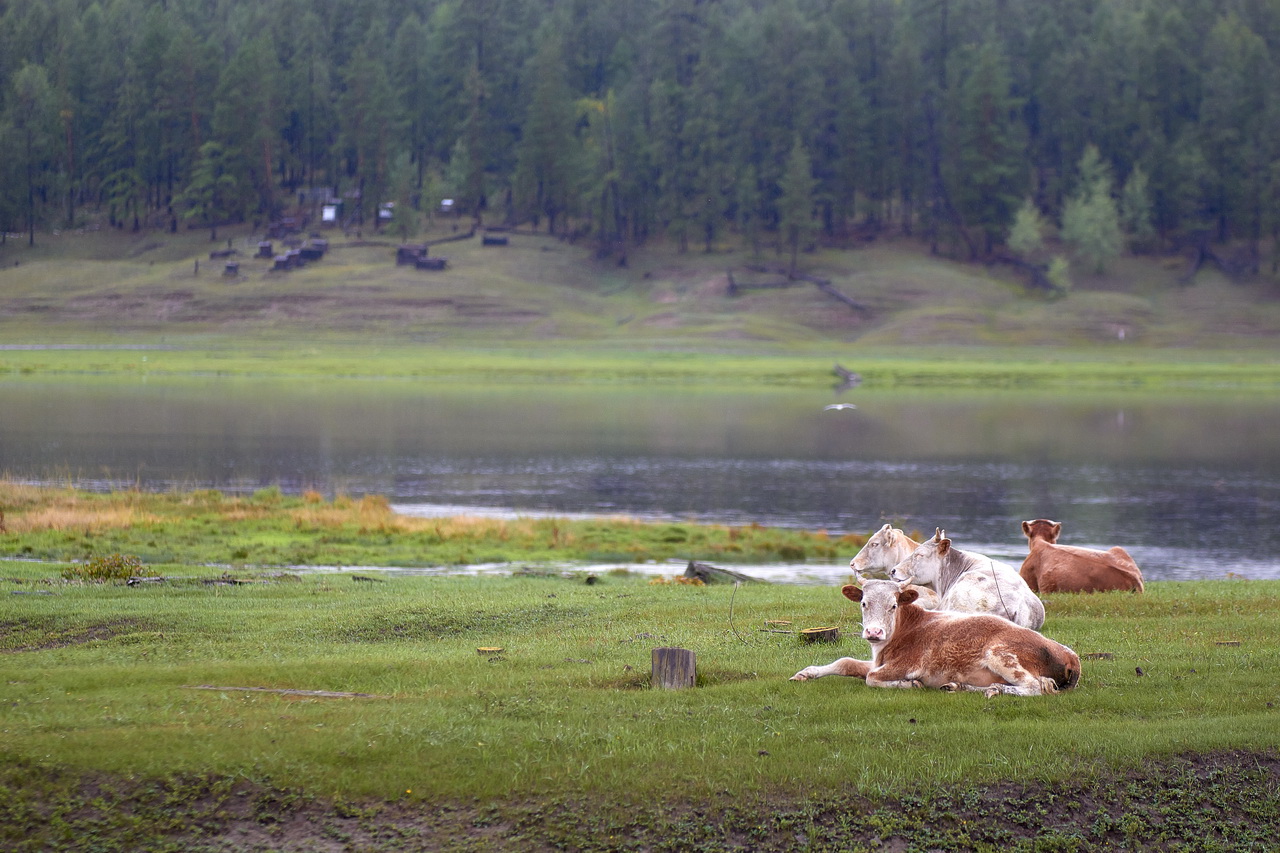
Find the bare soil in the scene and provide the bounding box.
[3,750,1277,851]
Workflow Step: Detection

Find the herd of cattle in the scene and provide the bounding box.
[790,519,1145,697]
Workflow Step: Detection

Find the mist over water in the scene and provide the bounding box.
[3,377,1278,581]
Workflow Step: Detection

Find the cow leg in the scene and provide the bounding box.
[865,673,924,689]
[980,649,1056,696]
[790,657,871,681]
[864,665,925,689]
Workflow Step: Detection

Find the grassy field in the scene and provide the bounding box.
[2,564,1278,850]
[2,485,1280,850]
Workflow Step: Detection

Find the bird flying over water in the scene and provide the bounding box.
[824,403,857,411]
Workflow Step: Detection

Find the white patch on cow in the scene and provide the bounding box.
[889,529,1044,629]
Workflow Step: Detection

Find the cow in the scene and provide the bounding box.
[1020,519,1145,594]
[789,580,1080,697]
[848,524,941,609]
[889,529,1045,630]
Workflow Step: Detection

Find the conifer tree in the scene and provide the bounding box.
[778,136,818,277]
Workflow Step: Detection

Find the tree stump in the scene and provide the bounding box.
[651,647,696,689]
[800,626,840,643]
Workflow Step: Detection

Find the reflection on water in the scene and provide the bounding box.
[2,377,1279,581]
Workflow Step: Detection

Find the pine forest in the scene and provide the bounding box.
[3,0,1280,273]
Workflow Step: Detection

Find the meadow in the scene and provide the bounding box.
[2,484,1279,850]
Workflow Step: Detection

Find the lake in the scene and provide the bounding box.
[2,377,1278,582]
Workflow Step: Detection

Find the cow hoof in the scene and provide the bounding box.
[984,686,1001,698]
[940,682,959,692]
[790,670,814,682]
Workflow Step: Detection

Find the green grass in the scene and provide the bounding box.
[3,568,1278,805]
[2,345,1279,393]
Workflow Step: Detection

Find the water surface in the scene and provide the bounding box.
[2,377,1277,581]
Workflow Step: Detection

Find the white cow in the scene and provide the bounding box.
[849,524,941,610]
[790,580,1079,696]
[889,529,1045,630]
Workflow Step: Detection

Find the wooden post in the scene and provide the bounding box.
[651,647,696,689]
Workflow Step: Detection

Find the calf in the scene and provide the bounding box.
[849,524,941,609]
[790,580,1080,697]
[1020,519,1145,594]
[890,529,1045,630]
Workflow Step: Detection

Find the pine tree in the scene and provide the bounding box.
[7,63,58,245]
[1119,165,1156,252]
[512,26,578,234]
[778,136,818,277]
[178,141,240,242]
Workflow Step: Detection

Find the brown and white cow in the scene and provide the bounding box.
[789,579,1080,697]
[849,524,941,610]
[1020,519,1145,594]
[889,529,1045,630]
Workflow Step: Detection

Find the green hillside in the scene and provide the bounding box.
[3,223,1279,355]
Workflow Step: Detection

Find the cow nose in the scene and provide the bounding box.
[864,627,884,641]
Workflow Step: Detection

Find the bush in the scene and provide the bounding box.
[251,486,284,504]
[62,553,155,582]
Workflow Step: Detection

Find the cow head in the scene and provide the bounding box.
[889,528,950,586]
[1021,519,1063,544]
[849,523,896,575]
[842,580,918,646]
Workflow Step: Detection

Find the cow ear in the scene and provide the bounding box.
[938,537,951,555]
[841,584,863,602]
[1051,522,1062,539]
[898,587,920,605]
[880,523,893,533]
[933,528,943,542]
[1021,520,1032,537]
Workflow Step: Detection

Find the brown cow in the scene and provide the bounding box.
[1020,519,1145,594]
[789,579,1080,697]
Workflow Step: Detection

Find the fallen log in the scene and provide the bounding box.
[832,363,862,388]
[684,560,762,584]
[425,228,477,247]
[800,275,871,314]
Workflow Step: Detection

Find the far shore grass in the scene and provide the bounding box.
[3,343,1280,391]
[0,482,856,568]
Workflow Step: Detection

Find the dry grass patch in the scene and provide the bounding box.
[4,501,162,534]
